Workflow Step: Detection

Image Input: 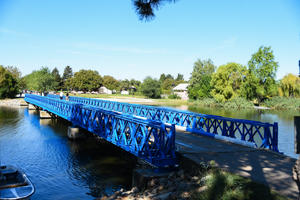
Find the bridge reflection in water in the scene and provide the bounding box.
[25,94,279,168]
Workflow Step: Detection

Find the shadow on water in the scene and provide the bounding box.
[1,107,138,199]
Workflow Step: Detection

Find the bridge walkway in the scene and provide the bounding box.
[176,130,297,199]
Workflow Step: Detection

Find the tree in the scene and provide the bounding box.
[68,69,102,92]
[62,66,73,89]
[141,76,161,98]
[279,74,300,97]
[210,63,247,102]
[246,46,279,102]
[103,75,120,90]
[133,0,176,20]
[51,67,62,91]
[23,67,56,92]
[175,73,184,82]
[0,65,19,99]
[188,59,216,99]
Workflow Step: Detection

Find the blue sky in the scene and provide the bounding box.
[0,0,299,81]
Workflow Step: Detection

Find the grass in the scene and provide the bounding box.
[263,96,300,110]
[192,169,287,200]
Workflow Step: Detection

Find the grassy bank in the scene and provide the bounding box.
[73,93,300,110]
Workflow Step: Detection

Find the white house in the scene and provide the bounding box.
[173,83,189,100]
[99,86,112,94]
[121,90,129,95]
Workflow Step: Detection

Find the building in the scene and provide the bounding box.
[99,86,112,94]
[173,83,189,100]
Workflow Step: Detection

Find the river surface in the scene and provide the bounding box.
[0,105,299,199]
[0,106,137,200]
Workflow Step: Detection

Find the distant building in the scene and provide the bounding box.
[99,86,112,94]
[121,90,129,95]
[173,83,189,100]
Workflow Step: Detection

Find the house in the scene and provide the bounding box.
[173,83,189,100]
[99,86,112,94]
[121,90,129,95]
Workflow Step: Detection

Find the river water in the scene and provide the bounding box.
[0,105,299,199]
[0,107,137,200]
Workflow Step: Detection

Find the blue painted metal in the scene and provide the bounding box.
[47,94,279,152]
[25,94,176,168]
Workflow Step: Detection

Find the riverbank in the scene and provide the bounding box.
[73,94,300,110]
[0,98,26,107]
[99,165,287,200]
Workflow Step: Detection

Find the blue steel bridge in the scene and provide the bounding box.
[25,94,279,168]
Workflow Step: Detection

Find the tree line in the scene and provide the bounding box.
[188,46,300,103]
[0,46,299,102]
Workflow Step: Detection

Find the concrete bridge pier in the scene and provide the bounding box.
[67,126,87,140]
[39,110,52,119]
[28,104,37,110]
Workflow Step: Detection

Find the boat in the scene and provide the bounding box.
[0,165,35,200]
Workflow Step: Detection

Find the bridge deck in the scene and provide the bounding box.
[176,130,297,199]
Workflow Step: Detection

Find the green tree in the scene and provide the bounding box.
[0,65,19,99]
[68,69,102,92]
[246,46,279,102]
[279,73,300,97]
[23,67,56,92]
[175,73,184,82]
[211,63,247,102]
[188,59,216,99]
[51,67,62,91]
[141,76,161,98]
[103,75,119,90]
[62,66,73,89]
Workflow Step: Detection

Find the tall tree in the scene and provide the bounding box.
[175,73,184,82]
[51,67,62,91]
[103,75,120,90]
[68,70,102,92]
[246,46,279,102]
[210,63,247,102]
[188,59,216,99]
[0,65,19,98]
[279,73,300,97]
[62,66,73,90]
[23,67,56,92]
[141,76,161,98]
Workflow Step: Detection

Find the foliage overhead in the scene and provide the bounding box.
[188,59,216,99]
[133,0,176,21]
[0,65,19,99]
[210,62,247,102]
[140,76,161,98]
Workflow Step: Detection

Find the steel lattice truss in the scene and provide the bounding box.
[25,94,176,168]
[47,94,279,152]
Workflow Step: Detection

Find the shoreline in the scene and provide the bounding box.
[0,98,27,107]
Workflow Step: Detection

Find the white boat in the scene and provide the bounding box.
[0,165,35,200]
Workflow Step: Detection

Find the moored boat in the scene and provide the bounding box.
[0,165,35,200]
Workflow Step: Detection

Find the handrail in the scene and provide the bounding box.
[46,94,279,152]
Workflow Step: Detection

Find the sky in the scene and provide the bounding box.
[0,0,299,81]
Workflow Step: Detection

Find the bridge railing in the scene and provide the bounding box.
[25,94,176,168]
[46,94,279,152]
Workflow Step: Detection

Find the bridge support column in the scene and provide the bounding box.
[40,110,52,119]
[28,104,37,110]
[67,126,86,140]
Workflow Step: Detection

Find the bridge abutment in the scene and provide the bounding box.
[67,126,87,140]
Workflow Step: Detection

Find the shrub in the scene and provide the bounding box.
[263,96,300,110]
[168,94,180,99]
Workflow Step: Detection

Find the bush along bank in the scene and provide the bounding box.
[189,97,300,110]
